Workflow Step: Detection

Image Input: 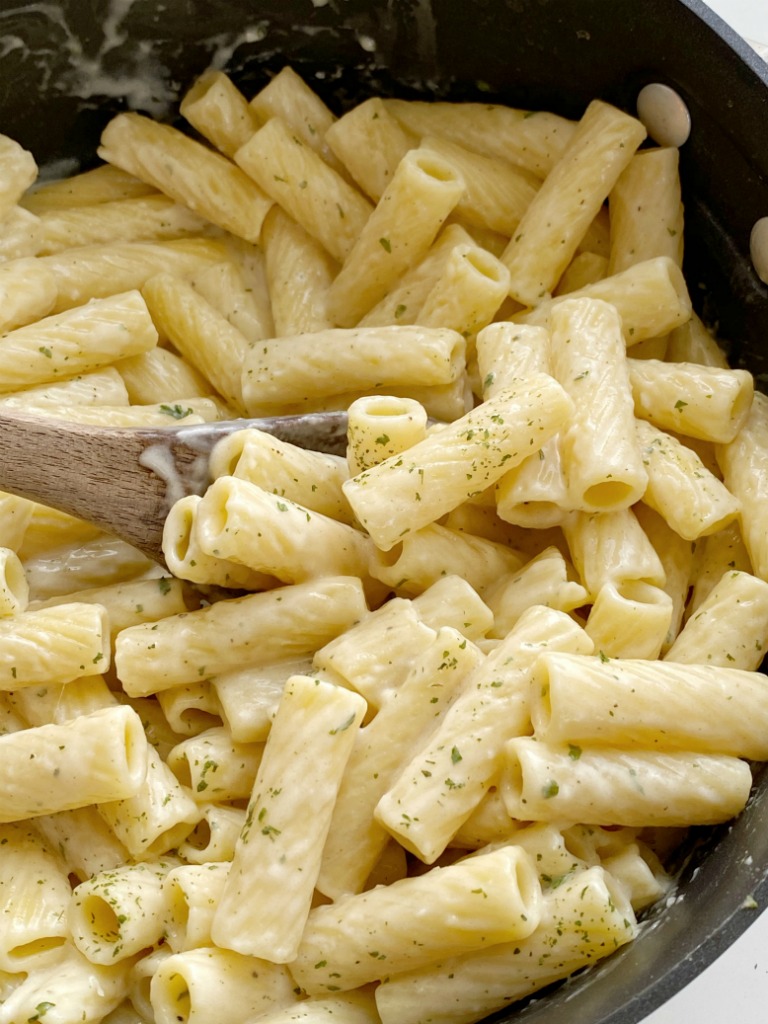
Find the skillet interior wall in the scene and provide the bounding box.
[2,2,768,1024]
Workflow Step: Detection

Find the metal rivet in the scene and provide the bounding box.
[636,83,692,147]
[750,217,768,285]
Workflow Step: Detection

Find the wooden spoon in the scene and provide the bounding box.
[0,410,348,564]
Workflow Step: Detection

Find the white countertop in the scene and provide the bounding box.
[643,3,768,1022]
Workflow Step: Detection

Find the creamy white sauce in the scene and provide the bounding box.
[138,432,212,507]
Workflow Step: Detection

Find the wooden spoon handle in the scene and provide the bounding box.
[0,410,349,563]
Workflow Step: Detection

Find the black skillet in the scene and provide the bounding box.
[1,1,767,1021]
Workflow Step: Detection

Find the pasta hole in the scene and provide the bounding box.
[513,842,544,915]
[170,503,196,563]
[123,707,150,787]
[582,480,635,510]
[166,876,191,942]
[413,151,462,185]
[183,818,212,852]
[465,247,507,285]
[374,542,403,568]
[163,969,192,1024]
[77,894,122,945]
[7,936,66,963]
[2,552,28,608]
[730,375,754,431]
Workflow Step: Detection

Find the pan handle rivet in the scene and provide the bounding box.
[636,83,691,147]
[750,218,768,285]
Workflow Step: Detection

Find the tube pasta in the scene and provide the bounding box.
[665,569,768,669]
[150,946,299,1024]
[317,627,483,899]
[608,147,684,274]
[312,598,437,707]
[116,348,213,404]
[189,259,273,346]
[177,804,245,865]
[115,576,367,696]
[96,744,200,859]
[0,290,158,393]
[636,419,740,539]
[3,74,768,1024]
[157,680,222,737]
[0,204,42,260]
[483,547,588,638]
[328,147,465,326]
[0,367,130,410]
[180,70,260,158]
[142,273,249,411]
[234,116,373,262]
[373,865,636,1024]
[344,374,573,551]
[531,651,768,759]
[69,858,177,964]
[0,256,57,332]
[502,738,752,827]
[162,862,230,952]
[326,96,415,201]
[687,521,753,615]
[376,607,592,864]
[562,507,666,600]
[211,675,366,962]
[549,297,647,511]
[162,494,277,590]
[501,100,646,305]
[717,390,768,580]
[0,134,37,216]
[0,547,28,616]
[666,311,730,367]
[242,989,381,1024]
[167,727,263,803]
[629,357,754,443]
[0,602,109,689]
[295,847,542,995]
[98,112,272,243]
[249,65,342,173]
[634,503,694,653]
[212,658,313,743]
[20,164,157,212]
[210,426,352,523]
[584,580,673,660]
[369,523,524,598]
[0,822,71,972]
[423,135,538,236]
[0,705,148,821]
[0,945,131,1024]
[261,205,336,336]
[193,477,374,586]
[346,395,428,474]
[33,806,129,882]
[416,241,511,337]
[241,324,465,414]
[358,222,474,328]
[36,194,209,254]
[41,238,227,313]
[382,99,576,179]
[512,256,692,344]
